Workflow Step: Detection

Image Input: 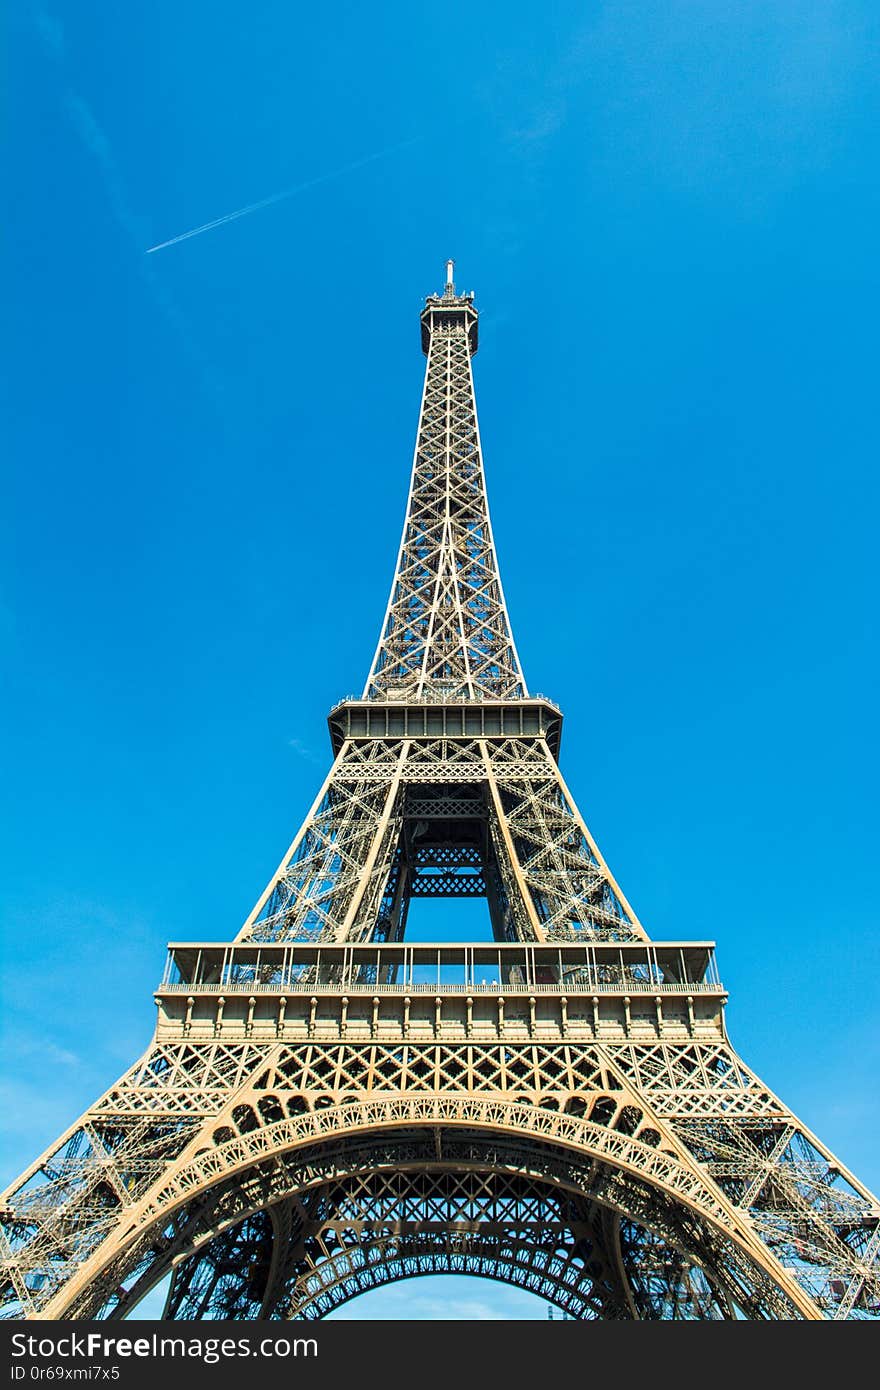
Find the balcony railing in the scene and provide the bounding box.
[157,978,723,997]
[159,939,722,997]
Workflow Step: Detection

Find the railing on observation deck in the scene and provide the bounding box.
[328,692,563,715]
[159,940,724,997]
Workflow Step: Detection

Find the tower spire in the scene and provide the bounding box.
[365,267,525,700]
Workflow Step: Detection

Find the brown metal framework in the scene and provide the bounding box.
[1,264,877,1321]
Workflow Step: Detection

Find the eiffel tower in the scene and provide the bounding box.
[3,262,878,1323]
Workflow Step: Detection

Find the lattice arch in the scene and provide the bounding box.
[18,1097,818,1321]
[151,1172,741,1322]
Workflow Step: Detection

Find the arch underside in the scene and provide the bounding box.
[88,1128,790,1322]
[8,1054,877,1321]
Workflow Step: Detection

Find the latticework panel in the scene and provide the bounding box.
[609,1041,880,1318]
[240,741,407,944]
[238,734,645,946]
[485,738,644,941]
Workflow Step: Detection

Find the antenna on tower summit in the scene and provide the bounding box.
[445,258,455,291]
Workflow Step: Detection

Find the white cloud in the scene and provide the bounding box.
[287,737,321,765]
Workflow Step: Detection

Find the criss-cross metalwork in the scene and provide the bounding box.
[1,263,877,1322]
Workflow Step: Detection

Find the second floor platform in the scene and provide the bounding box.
[154,939,728,1046]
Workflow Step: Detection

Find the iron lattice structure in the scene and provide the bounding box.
[2,264,878,1322]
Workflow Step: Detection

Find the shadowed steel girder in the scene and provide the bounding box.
[155,1166,738,1321]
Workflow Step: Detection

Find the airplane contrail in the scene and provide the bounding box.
[146,136,420,254]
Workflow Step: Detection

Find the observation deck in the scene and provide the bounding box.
[420,293,478,355]
[155,940,727,1046]
[419,258,479,355]
[328,696,563,759]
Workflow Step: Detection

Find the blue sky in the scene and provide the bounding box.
[2,1,878,1319]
